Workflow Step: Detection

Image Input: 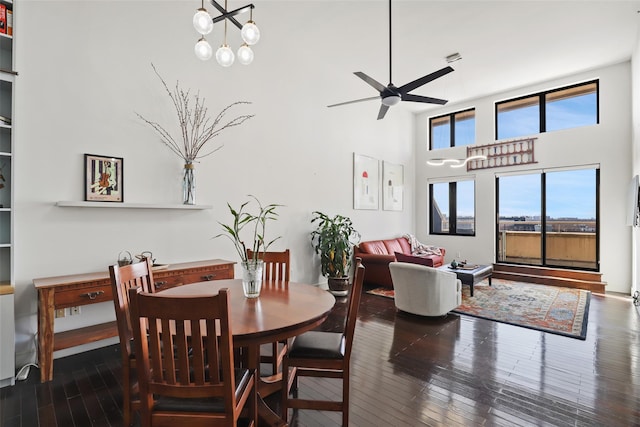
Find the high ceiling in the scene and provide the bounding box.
[322,0,640,114]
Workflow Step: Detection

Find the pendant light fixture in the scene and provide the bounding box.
[192,0,259,67]
[193,0,213,60]
[240,8,260,45]
[216,5,235,67]
[193,0,213,35]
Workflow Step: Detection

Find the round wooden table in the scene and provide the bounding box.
[161,279,336,426]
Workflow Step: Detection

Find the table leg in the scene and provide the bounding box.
[38,288,55,382]
[245,343,287,427]
[489,276,492,286]
[469,283,474,297]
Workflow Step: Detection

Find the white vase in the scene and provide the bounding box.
[183,162,195,205]
[241,260,263,298]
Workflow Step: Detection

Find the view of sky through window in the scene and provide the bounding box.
[499,169,596,219]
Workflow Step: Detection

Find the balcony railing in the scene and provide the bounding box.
[498,231,597,269]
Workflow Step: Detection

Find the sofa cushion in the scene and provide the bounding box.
[359,240,390,255]
[383,238,406,255]
[394,251,436,267]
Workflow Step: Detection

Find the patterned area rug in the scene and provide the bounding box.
[366,279,591,340]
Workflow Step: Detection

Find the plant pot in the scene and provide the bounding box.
[327,276,349,296]
[241,260,263,298]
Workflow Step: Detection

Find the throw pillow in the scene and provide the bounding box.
[394,251,435,267]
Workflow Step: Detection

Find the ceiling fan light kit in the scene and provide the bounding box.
[192,0,259,66]
[329,0,454,119]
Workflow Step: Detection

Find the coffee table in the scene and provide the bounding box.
[438,264,492,297]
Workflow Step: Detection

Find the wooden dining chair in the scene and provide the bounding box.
[281,258,365,426]
[108,257,156,427]
[246,248,290,375]
[128,287,257,427]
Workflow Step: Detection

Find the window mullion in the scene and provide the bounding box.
[450,182,457,234]
[540,94,546,133]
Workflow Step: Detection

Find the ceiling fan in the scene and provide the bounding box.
[328,0,454,120]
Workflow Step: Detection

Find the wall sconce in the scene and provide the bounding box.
[193,0,259,66]
[426,155,487,168]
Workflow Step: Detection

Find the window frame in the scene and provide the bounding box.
[494,167,600,271]
[429,179,476,237]
[429,108,476,150]
[495,80,599,140]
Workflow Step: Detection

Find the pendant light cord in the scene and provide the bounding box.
[224,0,228,44]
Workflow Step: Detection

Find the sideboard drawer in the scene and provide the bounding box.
[55,284,113,308]
[152,275,183,292]
[183,267,233,283]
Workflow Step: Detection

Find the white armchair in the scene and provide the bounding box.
[389,262,462,316]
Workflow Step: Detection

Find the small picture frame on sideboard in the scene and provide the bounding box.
[84,154,123,202]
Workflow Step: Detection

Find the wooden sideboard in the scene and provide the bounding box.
[33,259,235,382]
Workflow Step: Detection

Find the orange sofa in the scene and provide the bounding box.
[353,237,446,288]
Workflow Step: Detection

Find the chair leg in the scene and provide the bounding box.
[122,361,131,427]
[342,366,349,427]
[281,362,289,424]
[272,342,279,374]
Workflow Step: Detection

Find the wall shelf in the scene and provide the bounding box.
[56,201,212,210]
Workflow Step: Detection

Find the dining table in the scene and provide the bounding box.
[160,278,336,427]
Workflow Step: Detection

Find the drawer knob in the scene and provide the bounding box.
[81,291,105,300]
[202,274,216,281]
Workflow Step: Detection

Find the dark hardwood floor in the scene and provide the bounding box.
[2,285,639,427]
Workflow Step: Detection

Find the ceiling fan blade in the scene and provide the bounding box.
[354,72,387,93]
[327,96,380,108]
[377,104,390,120]
[398,66,454,94]
[402,93,448,105]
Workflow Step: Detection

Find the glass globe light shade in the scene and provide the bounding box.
[216,44,235,67]
[241,21,260,45]
[193,9,213,35]
[194,38,213,61]
[237,44,254,65]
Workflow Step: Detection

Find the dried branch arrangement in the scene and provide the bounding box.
[136,64,254,163]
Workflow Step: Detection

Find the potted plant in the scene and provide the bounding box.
[310,211,361,295]
[215,195,282,297]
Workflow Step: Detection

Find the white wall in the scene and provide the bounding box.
[415,62,633,295]
[12,2,416,366]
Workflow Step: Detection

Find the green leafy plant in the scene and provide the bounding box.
[310,211,361,278]
[215,195,282,264]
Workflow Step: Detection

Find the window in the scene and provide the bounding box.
[430,180,476,236]
[496,81,598,140]
[496,168,599,270]
[430,109,475,150]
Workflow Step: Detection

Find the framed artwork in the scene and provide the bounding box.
[84,154,123,202]
[382,161,404,211]
[353,153,379,210]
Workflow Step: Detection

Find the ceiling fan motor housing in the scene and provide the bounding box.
[381,86,402,106]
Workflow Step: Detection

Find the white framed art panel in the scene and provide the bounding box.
[353,153,379,210]
[382,161,403,211]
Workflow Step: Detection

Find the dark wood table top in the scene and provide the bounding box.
[160,279,336,347]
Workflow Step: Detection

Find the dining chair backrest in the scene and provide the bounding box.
[246,248,290,283]
[343,257,365,360]
[109,257,156,352]
[108,257,156,426]
[129,287,256,426]
[246,248,291,375]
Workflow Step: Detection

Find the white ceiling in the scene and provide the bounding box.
[319,0,640,114]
